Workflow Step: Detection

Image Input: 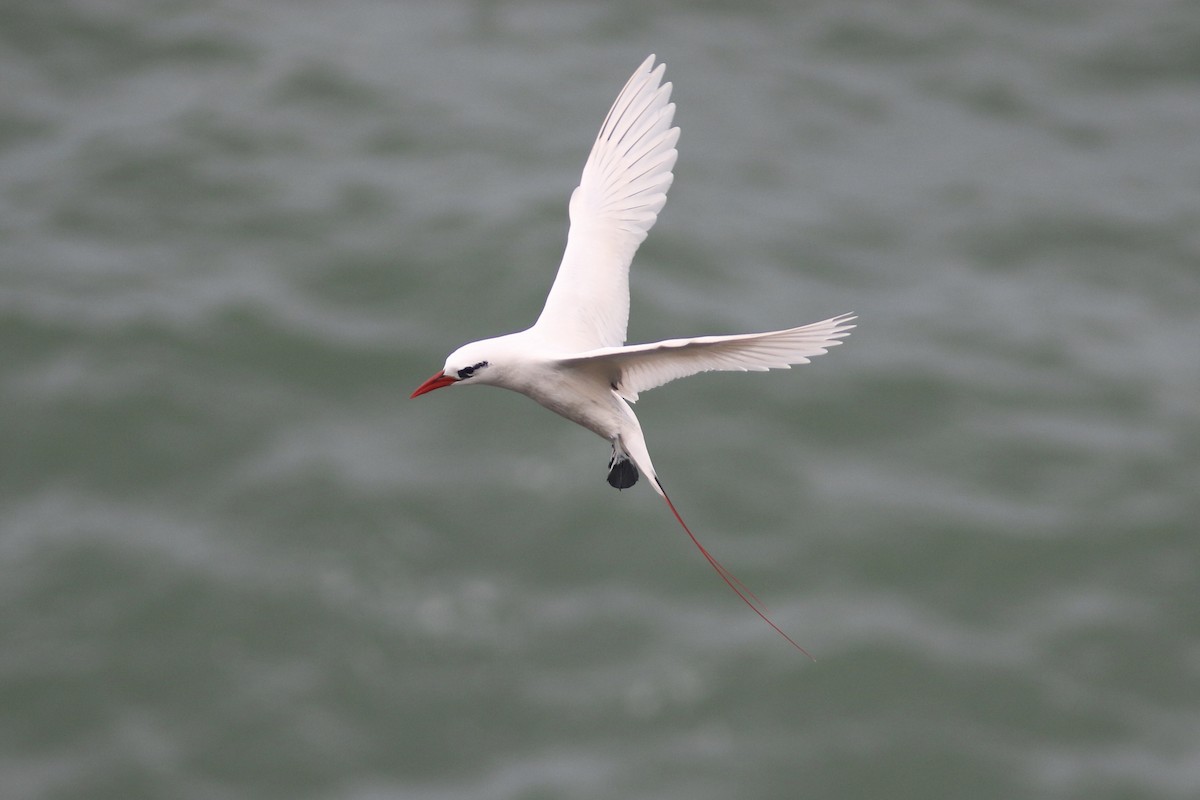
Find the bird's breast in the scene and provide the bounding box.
[506,366,623,441]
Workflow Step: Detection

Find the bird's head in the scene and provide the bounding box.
[410,341,497,398]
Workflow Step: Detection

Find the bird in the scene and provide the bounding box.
[411,55,854,654]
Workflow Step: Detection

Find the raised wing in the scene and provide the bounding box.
[530,55,679,352]
[560,314,856,401]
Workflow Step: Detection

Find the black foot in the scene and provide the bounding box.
[607,454,639,490]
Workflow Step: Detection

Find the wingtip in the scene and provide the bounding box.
[828,312,858,336]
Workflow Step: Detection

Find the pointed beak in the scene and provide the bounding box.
[410,371,458,399]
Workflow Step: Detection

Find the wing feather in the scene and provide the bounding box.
[559,314,856,401]
[531,56,679,351]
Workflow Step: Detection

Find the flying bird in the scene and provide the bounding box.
[412,56,854,654]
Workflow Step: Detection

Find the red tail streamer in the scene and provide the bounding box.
[656,480,814,659]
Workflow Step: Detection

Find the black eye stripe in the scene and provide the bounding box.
[457,360,488,380]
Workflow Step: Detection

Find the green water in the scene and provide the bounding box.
[3,1,1198,798]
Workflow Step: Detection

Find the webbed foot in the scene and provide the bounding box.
[606,452,639,489]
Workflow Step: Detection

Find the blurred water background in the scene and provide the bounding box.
[3,1,1199,798]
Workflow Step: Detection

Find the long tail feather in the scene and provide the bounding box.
[656,479,814,659]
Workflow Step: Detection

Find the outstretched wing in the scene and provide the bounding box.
[530,55,679,351]
[560,314,856,401]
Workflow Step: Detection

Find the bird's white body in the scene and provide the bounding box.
[439,332,637,443]
[412,56,854,653]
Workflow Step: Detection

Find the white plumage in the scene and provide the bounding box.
[563,314,856,402]
[412,56,854,654]
[534,56,679,351]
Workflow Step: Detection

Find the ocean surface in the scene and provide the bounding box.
[3,1,1199,798]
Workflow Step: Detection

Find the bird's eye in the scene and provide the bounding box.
[457,360,488,380]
